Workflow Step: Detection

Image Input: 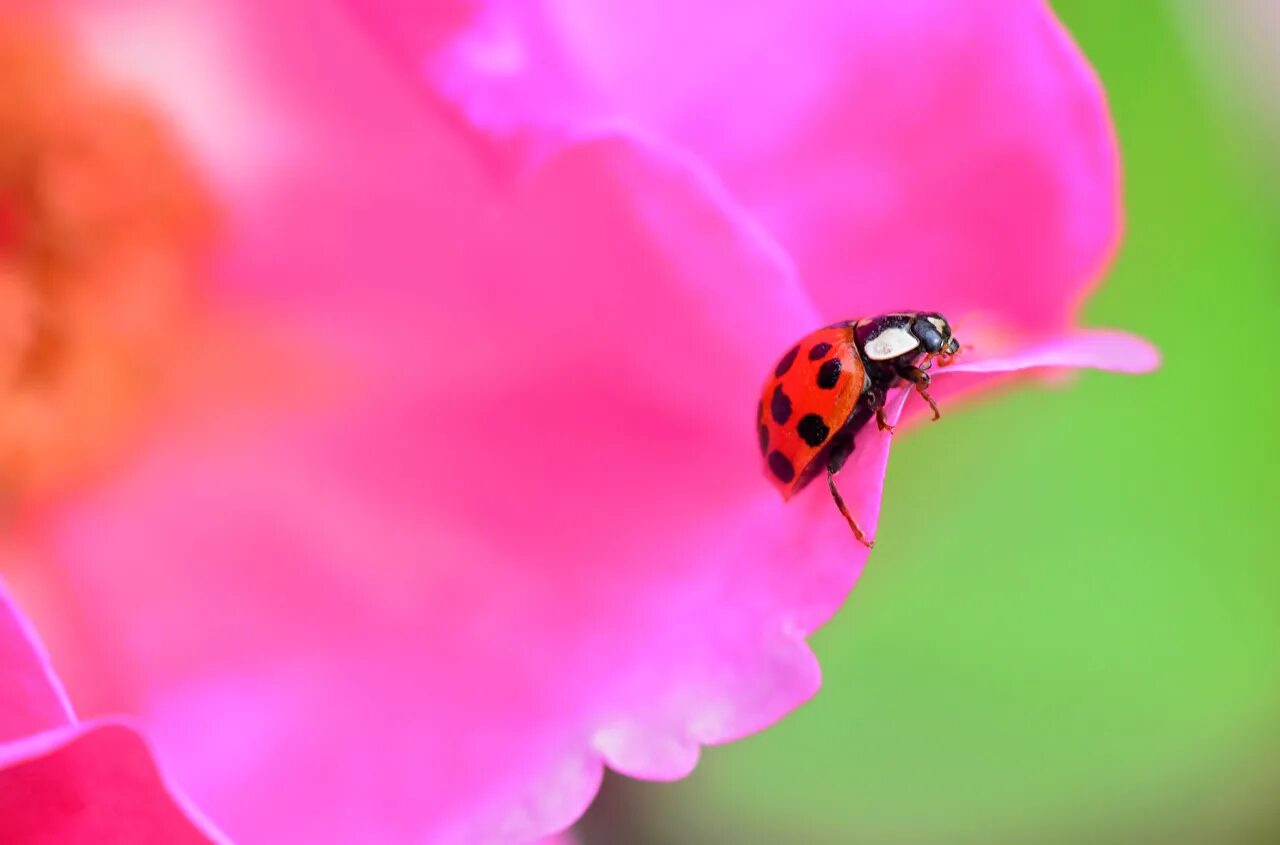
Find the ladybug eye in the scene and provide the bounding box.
[912,316,946,353]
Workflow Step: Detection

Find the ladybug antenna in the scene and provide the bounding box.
[827,466,874,549]
[950,312,979,353]
[936,312,974,369]
[948,310,979,338]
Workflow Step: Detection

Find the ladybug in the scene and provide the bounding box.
[757,312,961,547]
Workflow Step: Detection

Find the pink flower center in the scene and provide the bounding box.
[0,22,214,505]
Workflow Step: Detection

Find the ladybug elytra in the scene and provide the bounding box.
[757,312,960,548]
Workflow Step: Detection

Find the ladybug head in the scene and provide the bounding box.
[911,312,959,356]
[859,312,959,366]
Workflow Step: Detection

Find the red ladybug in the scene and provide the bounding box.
[757,312,960,547]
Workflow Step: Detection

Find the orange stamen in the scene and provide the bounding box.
[0,21,214,504]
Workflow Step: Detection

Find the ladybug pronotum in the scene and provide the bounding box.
[757,312,961,548]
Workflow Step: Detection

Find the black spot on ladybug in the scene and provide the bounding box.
[774,345,800,377]
[767,450,795,483]
[797,414,830,447]
[770,385,792,424]
[808,342,832,361]
[758,424,769,455]
[817,358,842,389]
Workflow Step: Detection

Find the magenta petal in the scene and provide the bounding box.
[19,2,1152,840]
[882,331,1158,426]
[365,0,1121,334]
[0,584,223,843]
[37,129,846,842]
[942,330,1161,375]
[0,722,225,845]
[0,581,73,744]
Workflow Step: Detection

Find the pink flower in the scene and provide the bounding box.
[0,580,227,844]
[4,1,1157,843]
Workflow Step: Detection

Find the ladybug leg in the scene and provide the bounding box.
[827,463,874,549]
[875,406,895,434]
[864,387,894,434]
[897,365,942,421]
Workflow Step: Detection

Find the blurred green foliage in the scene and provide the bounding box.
[587,2,1280,842]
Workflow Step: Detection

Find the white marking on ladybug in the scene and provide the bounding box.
[864,326,920,361]
[927,317,948,334]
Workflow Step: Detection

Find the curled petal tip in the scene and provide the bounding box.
[943,330,1161,376]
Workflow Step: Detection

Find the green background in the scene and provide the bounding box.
[583,2,1280,842]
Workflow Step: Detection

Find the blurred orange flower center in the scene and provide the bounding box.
[0,23,213,505]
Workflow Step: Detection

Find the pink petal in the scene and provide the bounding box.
[360,0,1121,334]
[0,722,226,845]
[888,330,1159,426]
[34,127,850,843]
[15,2,1151,842]
[53,0,490,329]
[0,580,73,744]
[942,329,1161,375]
[0,582,224,842]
